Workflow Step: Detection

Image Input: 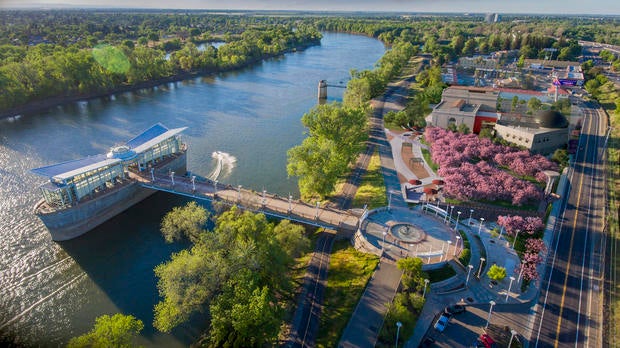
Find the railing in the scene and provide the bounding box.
[136,172,360,231]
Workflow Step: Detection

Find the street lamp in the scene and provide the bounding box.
[191,175,196,191]
[395,321,402,348]
[512,229,521,249]
[237,185,242,202]
[478,257,486,278]
[478,218,485,235]
[150,167,155,182]
[454,236,461,256]
[262,189,266,206]
[486,300,496,328]
[469,209,474,225]
[466,264,474,286]
[288,193,292,213]
[455,211,462,231]
[388,191,393,211]
[518,261,526,283]
[315,201,320,219]
[506,276,516,302]
[508,329,518,348]
[382,231,387,254]
[422,279,430,298]
[170,171,175,186]
[499,225,505,240]
[447,205,454,224]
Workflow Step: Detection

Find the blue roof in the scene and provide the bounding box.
[31,154,109,178]
[126,123,169,149]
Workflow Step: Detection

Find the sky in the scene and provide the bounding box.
[2,0,619,15]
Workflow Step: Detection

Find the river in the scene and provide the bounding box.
[0,32,385,347]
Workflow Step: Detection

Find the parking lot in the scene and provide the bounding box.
[420,304,529,347]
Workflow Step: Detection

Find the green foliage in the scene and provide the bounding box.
[316,240,379,347]
[153,206,309,344]
[377,292,425,347]
[426,263,456,283]
[527,97,542,112]
[396,257,427,291]
[287,102,368,199]
[160,201,209,243]
[351,149,387,209]
[479,128,493,139]
[67,314,143,348]
[457,123,470,134]
[551,148,569,170]
[459,248,471,266]
[487,264,507,282]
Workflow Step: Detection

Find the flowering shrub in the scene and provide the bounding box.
[425,127,557,205]
[497,215,544,236]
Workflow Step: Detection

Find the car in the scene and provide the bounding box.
[479,334,497,348]
[444,304,466,315]
[419,337,435,347]
[433,314,450,332]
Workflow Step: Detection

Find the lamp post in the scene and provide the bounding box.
[315,201,320,219]
[506,276,516,302]
[288,194,292,213]
[409,244,414,257]
[427,245,432,263]
[191,175,196,191]
[468,209,474,225]
[454,236,461,256]
[388,191,393,211]
[518,261,526,283]
[466,264,474,286]
[512,229,521,249]
[422,279,430,298]
[486,300,496,328]
[478,257,486,278]
[395,321,402,348]
[478,218,485,235]
[214,180,218,196]
[237,185,242,202]
[499,225,505,240]
[382,231,387,255]
[455,211,462,232]
[448,205,454,224]
[508,329,518,348]
[262,189,266,206]
[150,168,155,182]
[170,171,175,186]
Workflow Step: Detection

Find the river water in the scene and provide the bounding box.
[0,33,385,347]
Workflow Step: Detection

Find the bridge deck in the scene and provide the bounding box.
[131,172,360,231]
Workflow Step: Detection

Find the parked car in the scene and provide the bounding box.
[419,337,435,347]
[479,334,497,348]
[433,314,450,332]
[444,304,466,315]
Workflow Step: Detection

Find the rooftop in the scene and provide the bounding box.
[32,123,186,181]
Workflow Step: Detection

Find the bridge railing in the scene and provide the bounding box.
[139,173,360,231]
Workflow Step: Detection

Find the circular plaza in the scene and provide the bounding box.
[355,205,463,265]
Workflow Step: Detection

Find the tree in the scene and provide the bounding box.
[527,97,542,112]
[487,264,507,282]
[160,201,209,243]
[457,123,470,134]
[396,257,427,291]
[67,314,143,348]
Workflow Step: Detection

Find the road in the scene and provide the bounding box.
[530,102,607,347]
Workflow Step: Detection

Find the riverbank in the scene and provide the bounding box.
[0,41,319,120]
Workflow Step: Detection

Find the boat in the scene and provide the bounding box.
[31,123,188,241]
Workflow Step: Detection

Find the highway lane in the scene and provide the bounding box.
[531,104,606,347]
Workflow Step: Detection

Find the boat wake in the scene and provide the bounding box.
[208,151,236,181]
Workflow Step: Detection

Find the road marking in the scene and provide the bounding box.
[553,113,593,347]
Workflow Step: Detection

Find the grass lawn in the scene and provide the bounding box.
[427,263,456,283]
[316,240,379,348]
[351,149,387,209]
[420,147,438,172]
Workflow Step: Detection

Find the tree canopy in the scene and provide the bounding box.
[67,314,144,348]
[153,205,309,346]
[287,102,368,199]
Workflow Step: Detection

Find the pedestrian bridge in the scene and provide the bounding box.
[131,171,360,231]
